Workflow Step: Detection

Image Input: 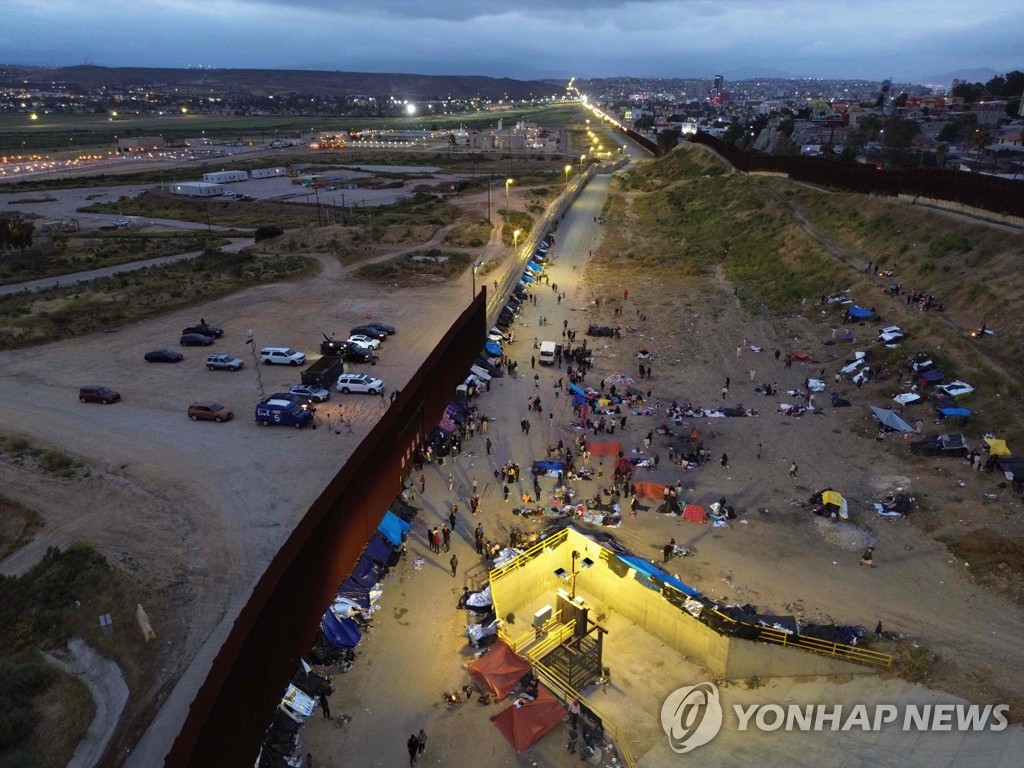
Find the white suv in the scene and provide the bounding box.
[336,373,385,395]
[260,347,306,366]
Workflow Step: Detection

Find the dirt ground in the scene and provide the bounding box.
[2,158,1023,767]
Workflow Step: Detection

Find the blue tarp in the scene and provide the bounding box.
[920,369,945,384]
[848,306,875,318]
[618,556,701,597]
[937,406,971,418]
[378,510,412,547]
[521,273,536,283]
[532,460,565,477]
[569,384,586,397]
[322,609,362,648]
[485,341,502,357]
[337,578,371,608]
[525,261,541,273]
[364,533,396,566]
[349,554,383,588]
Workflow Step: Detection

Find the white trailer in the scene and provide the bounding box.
[203,170,249,184]
[169,182,225,197]
[250,167,287,179]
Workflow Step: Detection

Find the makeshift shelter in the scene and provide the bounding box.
[833,329,856,343]
[847,306,877,320]
[377,510,411,546]
[484,341,502,357]
[321,609,361,649]
[613,456,633,478]
[632,481,667,499]
[813,489,849,520]
[788,351,814,363]
[588,441,622,457]
[985,438,1011,457]
[362,533,398,567]
[682,504,707,524]
[521,272,536,283]
[532,460,564,477]
[919,369,945,386]
[870,406,915,434]
[618,555,701,596]
[936,406,971,424]
[492,684,566,753]
[467,640,532,699]
[524,261,541,274]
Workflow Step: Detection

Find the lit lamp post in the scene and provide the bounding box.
[513,228,521,252]
[504,177,513,221]
[564,164,571,195]
[579,154,586,174]
[471,260,484,299]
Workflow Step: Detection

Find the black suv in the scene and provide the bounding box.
[350,325,387,341]
[183,322,224,338]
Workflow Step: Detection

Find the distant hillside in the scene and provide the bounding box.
[3,64,566,100]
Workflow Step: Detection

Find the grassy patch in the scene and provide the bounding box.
[888,639,938,684]
[0,249,315,349]
[29,669,94,768]
[501,211,535,246]
[445,220,491,248]
[939,529,1024,604]
[0,496,43,561]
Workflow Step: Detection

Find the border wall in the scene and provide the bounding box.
[165,292,487,767]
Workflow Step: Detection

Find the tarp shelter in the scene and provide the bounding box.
[321,609,361,648]
[937,406,971,423]
[618,555,701,596]
[485,341,502,357]
[492,684,566,753]
[589,441,622,457]
[819,489,849,520]
[834,329,856,342]
[788,351,813,363]
[848,306,876,319]
[337,578,372,608]
[682,504,707,524]
[363,533,397,567]
[632,481,667,499]
[468,640,532,699]
[613,456,633,477]
[532,460,565,477]
[870,406,915,434]
[349,553,384,588]
[985,438,1011,457]
[521,272,536,283]
[524,261,541,273]
[378,510,412,546]
[920,369,945,385]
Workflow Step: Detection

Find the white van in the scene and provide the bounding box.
[538,341,557,365]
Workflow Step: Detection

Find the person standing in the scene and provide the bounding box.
[789,461,798,477]
[503,484,510,502]
[450,554,459,578]
[419,474,426,493]
[305,753,313,768]
[531,355,536,369]
[407,734,419,766]
[319,693,331,720]
[417,729,428,756]
[486,437,492,456]
[720,453,728,468]
[569,697,581,727]
[441,524,451,552]
[448,506,457,530]
[757,443,762,459]
[663,538,675,562]
[447,473,454,492]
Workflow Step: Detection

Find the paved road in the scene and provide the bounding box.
[0,238,254,296]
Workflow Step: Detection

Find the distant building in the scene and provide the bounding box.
[117,136,166,153]
[169,182,224,197]
[713,74,725,95]
[203,170,248,184]
[250,167,287,179]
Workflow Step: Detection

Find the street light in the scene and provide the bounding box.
[579,154,586,174]
[564,164,571,194]
[471,260,484,299]
[513,228,521,251]
[504,178,513,220]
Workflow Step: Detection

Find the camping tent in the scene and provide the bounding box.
[492,684,566,753]
[788,351,814,363]
[613,456,633,478]
[985,437,1011,457]
[870,406,915,434]
[468,640,532,699]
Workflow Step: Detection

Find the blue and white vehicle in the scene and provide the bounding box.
[255,398,314,428]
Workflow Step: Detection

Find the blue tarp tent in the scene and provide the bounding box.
[532,460,565,477]
[521,272,536,283]
[920,369,945,385]
[338,578,371,608]
[618,555,701,597]
[525,261,541,274]
[485,341,502,357]
[349,554,383,588]
[378,510,412,547]
[848,306,875,319]
[364,533,396,566]
[322,609,361,648]
[569,384,586,397]
[937,406,971,419]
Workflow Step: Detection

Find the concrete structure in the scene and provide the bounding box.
[250,167,287,179]
[203,170,248,184]
[491,527,874,681]
[169,182,225,197]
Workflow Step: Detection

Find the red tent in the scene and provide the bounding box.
[632,481,667,499]
[683,504,707,523]
[467,640,532,699]
[788,351,813,363]
[492,684,566,752]
[613,456,633,477]
[588,441,622,457]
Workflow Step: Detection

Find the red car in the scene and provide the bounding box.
[187,401,234,423]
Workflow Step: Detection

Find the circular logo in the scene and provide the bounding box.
[661,682,724,753]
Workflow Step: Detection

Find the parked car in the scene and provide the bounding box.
[336,373,385,395]
[288,384,331,403]
[180,332,215,347]
[350,325,387,341]
[145,348,184,363]
[113,219,131,228]
[363,321,396,336]
[79,385,121,404]
[260,347,306,366]
[206,354,244,371]
[183,322,224,338]
[347,335,381,350]
[188,401,234,423]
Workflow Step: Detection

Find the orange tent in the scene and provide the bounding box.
[632,481,667,499]
[588,441,622,457]
[492,684,566,752]
[467,640,532,699]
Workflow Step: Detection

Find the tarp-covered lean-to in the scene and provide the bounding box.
[377,510,412,547]
[619,555,701,596]
[870,406,915,434]
[321,609,362,648]
[492,684,566,753]
[467,640,532,699]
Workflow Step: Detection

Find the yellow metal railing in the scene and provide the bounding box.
[531,658,636,768]
[524,620,576,662]
[489,527,568,583]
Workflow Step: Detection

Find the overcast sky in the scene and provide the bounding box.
[2,0,1021,84]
